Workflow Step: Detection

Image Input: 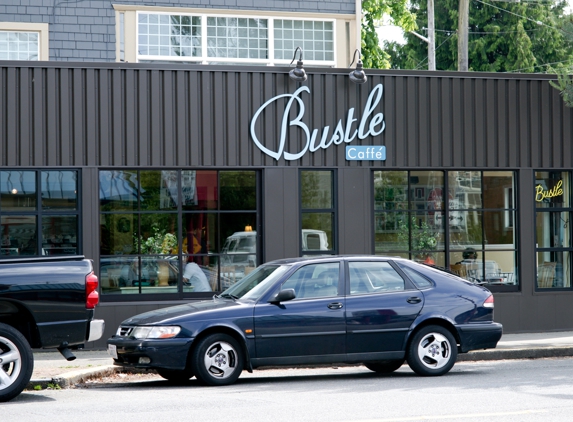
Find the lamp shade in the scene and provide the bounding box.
[349,61,367,84]
[289,60,307,82]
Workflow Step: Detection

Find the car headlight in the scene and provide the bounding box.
[127,326,181,339]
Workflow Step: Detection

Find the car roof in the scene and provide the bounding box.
[264,255,408,266]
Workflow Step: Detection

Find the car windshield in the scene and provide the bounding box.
[219,264,289,301]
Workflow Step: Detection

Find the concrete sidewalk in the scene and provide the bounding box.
[27,331,573,389]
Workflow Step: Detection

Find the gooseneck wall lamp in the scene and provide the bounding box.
[288,46,307,82]
[349,49,367,84]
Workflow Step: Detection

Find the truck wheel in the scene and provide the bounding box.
[191,333,243,386]
[0,323,34,402]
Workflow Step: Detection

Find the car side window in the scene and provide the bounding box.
[398,265,434,289]
[281,262,339,299]
[349,261,405,295]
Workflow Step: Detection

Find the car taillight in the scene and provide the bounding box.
[86,271,100,309]
[483,294,494,309]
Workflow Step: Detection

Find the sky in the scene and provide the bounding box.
[376,0,573,45]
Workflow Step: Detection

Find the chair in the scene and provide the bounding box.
[221,266,236,288]
[450,264,468,279]
[538,262,557,288]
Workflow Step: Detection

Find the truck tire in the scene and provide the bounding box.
[0,323,34,402]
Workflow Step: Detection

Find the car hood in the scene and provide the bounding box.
[121,298,245,325]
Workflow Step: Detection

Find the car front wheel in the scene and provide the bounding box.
[191,333,243,386]
[364,359,405,373]
[0,323,34,402]
[407,325,457,376]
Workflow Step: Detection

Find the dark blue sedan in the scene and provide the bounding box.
[106,256,502,385]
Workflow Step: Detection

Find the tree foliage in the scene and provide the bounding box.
[549,63,573,107]
[361,0,418,68]
[388,0,573,72]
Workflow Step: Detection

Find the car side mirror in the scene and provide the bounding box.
[268,288,296,304]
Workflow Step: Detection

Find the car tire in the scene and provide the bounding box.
[191,333,243,386]
[364,359,405,374]
[0,323,34,402]
[407,325,457,376]
[156,367,194,382]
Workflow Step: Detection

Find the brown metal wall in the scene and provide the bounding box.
[1,62,571,169]
[3,62,573,338]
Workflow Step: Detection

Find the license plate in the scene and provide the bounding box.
[108,344,118,359]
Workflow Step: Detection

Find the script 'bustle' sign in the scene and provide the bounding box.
[250,84,386,161]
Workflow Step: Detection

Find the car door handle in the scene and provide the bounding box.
[327,302,343,309]
[407,297,422,304]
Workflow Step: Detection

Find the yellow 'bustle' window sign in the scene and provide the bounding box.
[535,180,563,202]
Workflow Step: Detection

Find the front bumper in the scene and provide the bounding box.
[457,322,503,353]
[107,336,194,370]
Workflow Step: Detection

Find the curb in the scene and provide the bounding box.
[27,365,120,390]
[457,346,573,362]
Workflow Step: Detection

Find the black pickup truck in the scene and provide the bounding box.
[0,255,104,402]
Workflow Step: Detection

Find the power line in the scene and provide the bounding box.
[505,58,573,73]
[414,32,456,70]
[475,0,573,37]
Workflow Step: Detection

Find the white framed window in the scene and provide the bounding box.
[0,23,49,61]
[0,31,39,60]
[134,11,336,66]
[274,19,334,62]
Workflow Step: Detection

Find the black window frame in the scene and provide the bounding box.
[0,168,81,259]
[299,169,338,256]
[98,168,261,302]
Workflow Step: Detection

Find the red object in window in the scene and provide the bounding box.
[86,271,100,309]
[424,256,435,265]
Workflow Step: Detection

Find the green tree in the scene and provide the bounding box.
[388,0,573,72]
[361,0,418,68]
[549,63,573,107]
[549,20,573,107]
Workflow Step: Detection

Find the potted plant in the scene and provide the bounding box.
[135,226,178,286]
[398,216,440,262]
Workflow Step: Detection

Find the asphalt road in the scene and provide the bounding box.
[5,358,573,422]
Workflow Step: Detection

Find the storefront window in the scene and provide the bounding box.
[374,170,518,289]
[535,171,571,289]
[374,171,445,266]
[99,169,258,297]
[300,170,335,254]
[0,170,79,257]
[448,171,517,288]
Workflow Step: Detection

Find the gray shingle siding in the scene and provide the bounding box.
[1,0,355,62]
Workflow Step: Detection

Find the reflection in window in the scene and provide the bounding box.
[374,170,444,266]
[348,261,405,295]
[374,170,518,288]
[0,170,79,258]
[42,171,77,210]
[99,170,258,296]
[281,262,339,299]
[301,170,335,254]
[535,171,571,289]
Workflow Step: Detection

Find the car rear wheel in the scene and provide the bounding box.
[407,325,457,376]
[156,367,194,382]
[0,323,34,403]
[191,333,243,386]
[364,359,405,373]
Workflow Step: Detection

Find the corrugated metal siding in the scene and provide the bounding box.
[1,63,571,169]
